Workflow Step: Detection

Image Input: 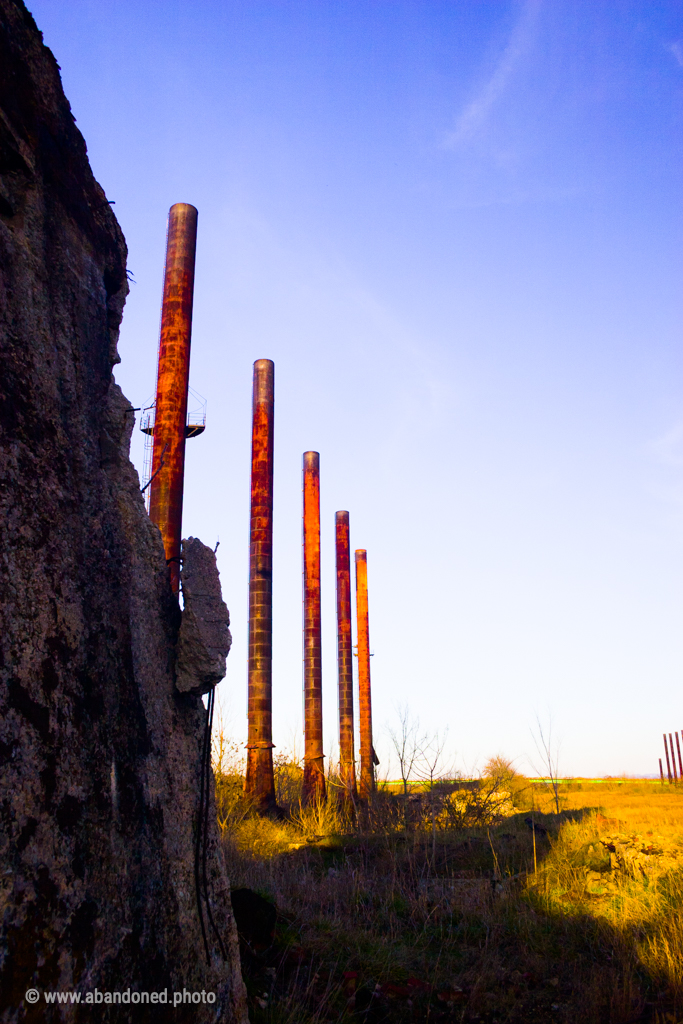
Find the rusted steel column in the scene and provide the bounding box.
[302,452,325,803]
[355,549,374,800]
[670,734,679,783]
[335,512,357,802]
[245,360,276,811]
[664,734,673,783]
[149,203,198,595]
[676,733,683,780]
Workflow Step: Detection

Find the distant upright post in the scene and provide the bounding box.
[670,734,679,783]
[245,360,276,811]
[302,452,325,803]
[149,203,198,596]
[355,549,374,800]
[664,734,673,783]
[335,512,357,803]
[676,732,683,780]
[659,758,664,784]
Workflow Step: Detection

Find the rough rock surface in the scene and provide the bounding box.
[600,833,683,881]
[0,2,247,1020]
[177,539,232,696]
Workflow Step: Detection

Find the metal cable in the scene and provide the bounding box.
[194,693,211,964]
[194,686,228,965]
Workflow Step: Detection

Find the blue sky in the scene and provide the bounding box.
[29,0,683,776]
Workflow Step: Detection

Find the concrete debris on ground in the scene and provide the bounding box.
[600,833,683,879]
[584,832,683,893]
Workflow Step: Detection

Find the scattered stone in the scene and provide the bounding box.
[584,869,617,895]
[599,833,683,880]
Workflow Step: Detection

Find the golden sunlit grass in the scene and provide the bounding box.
[530,779,683,831]
[212,728,683,1023]
[525,780,683,1008]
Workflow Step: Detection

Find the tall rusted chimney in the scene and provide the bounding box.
[245,360,276,811]
[149,203,198,595]
[355,549,374,800]
[335,512,357,803]
[302,452,325,803]
[664,734,673,783]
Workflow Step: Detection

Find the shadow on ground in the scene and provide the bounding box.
[223,807,682,1024]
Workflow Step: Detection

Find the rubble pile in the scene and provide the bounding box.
[600,832,683,879]
[583,832,683,894]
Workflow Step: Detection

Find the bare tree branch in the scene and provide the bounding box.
[387,704,425,797]
[529,714,562,814]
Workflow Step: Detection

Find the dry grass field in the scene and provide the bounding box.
[531,780,683,826]
[215,757,683,1024]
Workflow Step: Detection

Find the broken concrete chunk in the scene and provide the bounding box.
[176,537,232,695]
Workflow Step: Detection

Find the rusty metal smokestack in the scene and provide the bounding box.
[664,734,673,783]
[245,360,276,811]
[149,203,198,595]
[335,512,357,802]
[355,549,374,800]
[302,452,325,803]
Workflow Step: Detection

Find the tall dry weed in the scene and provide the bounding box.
[289,795,349,840]
[637,870,683,994]
[214,741,683,1022]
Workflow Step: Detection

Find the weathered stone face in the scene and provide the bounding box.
[0,2,246,1020]
[176,538,232,696]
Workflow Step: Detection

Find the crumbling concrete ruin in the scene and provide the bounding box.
[176,539,232,697]
[0,2,247,1019]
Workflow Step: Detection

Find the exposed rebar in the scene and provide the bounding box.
[195,686,227,965]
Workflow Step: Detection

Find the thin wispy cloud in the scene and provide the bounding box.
[445,182,582,210]
[444,0,542,148]
[644,421,683,468]
[669,41,683,68]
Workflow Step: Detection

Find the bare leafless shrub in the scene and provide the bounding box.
[529,714,563,814]
[215,724,683,1022]
[388,703,426,797]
